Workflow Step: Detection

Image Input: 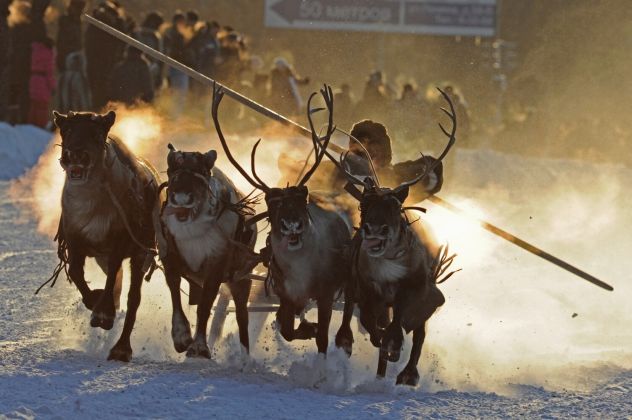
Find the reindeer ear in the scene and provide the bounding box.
[297,185,309,200]
[99,111,116,131]
[167,149,183,168]
[394,186,409,203]
[52,111,67,130]
[204,150,217,170]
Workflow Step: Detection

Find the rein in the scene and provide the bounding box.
[103,181,158,280]
[35,220,70,294]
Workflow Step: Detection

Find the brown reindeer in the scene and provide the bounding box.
[157,144,258,358]
[333,88,459,385]
[51,110,162,362]
[211,83,352,355]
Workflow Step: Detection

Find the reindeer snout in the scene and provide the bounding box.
[362,223,389,237]
[281,219,304,234]
[170,191,194,206]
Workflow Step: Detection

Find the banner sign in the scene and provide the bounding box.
[265,0,497,37]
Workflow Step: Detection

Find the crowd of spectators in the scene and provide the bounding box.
[0,0,470,142]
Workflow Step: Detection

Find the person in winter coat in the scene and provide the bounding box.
[194,21,221,78]
[28,26,55,128]
[354,70,388,122]
[57,51,91,113]
[134,11,164,90]
[84,1,126,110]
[55,0,84,73]
[269,57,309,117]
[8,0,32,124]
[163,11,194,116]
[0,0,10,121]
[108,46,154,105]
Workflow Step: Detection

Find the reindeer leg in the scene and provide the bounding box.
[376,354,388,378]
[164,261,192,353]
[113,268,123,310]
[276,298,297,342]
[208,286,229,349]
[108,254,143,362]
[396,285,445,385]
[381,289,408,363]
[228,279,252,354]
[358,297,384,348]
[68,249,101,310]
[186,267,224,359]
[90,248,125,331]
[381,320,404,363]
[335,285,355,356]
[396,325,425,386]
[316,297,333,355]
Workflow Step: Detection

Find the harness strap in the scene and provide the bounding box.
[245,211,268,227]
[103,181,158,278]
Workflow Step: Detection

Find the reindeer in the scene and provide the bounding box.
[50,110,162,362]
[333,88,459,386]
[158,144,259,358]
[211,84,351,355]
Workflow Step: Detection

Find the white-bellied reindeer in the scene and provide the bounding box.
[333,88,459,386]
[48,111,162,362]
[211,83,352,355]
[158,144,259,358]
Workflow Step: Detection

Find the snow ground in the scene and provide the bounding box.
[1,132,632,418]
[0,124,52,180]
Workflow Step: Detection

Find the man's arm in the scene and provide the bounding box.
[392,155,443,203]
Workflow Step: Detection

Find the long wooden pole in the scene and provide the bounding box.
[428,196,613,291]
[84,14,614,292]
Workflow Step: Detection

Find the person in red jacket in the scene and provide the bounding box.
[28,24,55,128]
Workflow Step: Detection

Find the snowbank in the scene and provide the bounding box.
[0,123,53,180]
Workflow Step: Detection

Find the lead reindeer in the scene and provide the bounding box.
[333,88,459,386]
[211,83,351,355]
[50,110,162,362]
[158,144,258,358]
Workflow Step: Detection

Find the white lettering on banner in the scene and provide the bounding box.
[326,6,393,23]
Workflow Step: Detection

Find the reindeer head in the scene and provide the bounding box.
[211,83,335,252]
[53,110,116,185]
[338,88,457,258]
[356,181,412,257]
[164,144,218,223]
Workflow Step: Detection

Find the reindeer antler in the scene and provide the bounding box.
[393,87,457,194]
[211,82,270,192]
[299,84,336,186]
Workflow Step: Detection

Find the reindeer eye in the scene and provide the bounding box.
[60,152,70,167]
[79,151,91,166]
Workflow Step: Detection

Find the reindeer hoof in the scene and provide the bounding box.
[108,342,132,362]
[379,347,401,363]
[172,313,193,353]
[90,311,115,330]
[174,335,193,354]
[82,289,105,311]
[335,328,354,357]
[396,366,420,387]
[186,339,211,359]
[91,296,115,330]
[381,325,403,362]
[295,320,318,339]
[369,331,383,348]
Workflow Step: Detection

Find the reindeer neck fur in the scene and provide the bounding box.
[271,202,346,304]
[163,169,239,273]
[61,142,131,246]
